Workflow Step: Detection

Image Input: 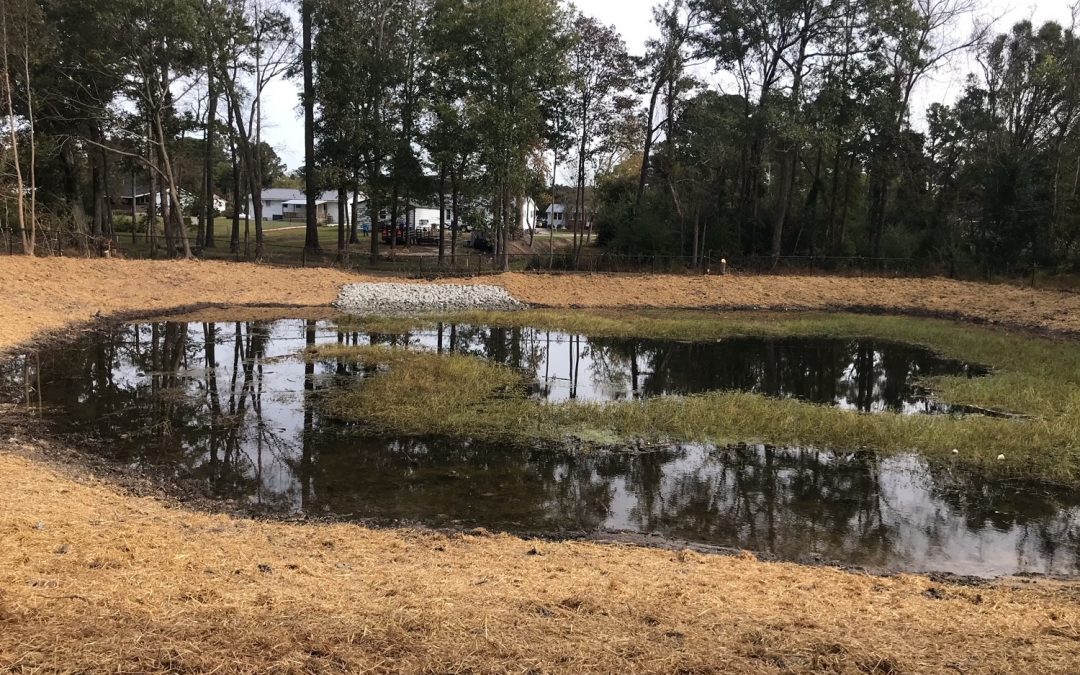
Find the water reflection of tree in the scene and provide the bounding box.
[23,321,311,510]
[16,321,1079,575]
[304,435,618,531]
[346,326,965,410]
[606,446,897,566]
[581,336,967,411]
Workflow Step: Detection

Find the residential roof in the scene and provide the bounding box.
[121,188,198,199]
[258,189,360,203]
[260,188,304,201]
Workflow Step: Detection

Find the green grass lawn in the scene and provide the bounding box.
[314,310,1080,486]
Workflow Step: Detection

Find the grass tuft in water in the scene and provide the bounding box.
[318,310,1080,484]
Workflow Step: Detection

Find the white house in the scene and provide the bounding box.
[250,188,357,224]
[354,200,451,235]
[407,205,455,235]
[405,196,538,235]
[541,202,590,230]
[118,188,225,215]
[519,196,540,231]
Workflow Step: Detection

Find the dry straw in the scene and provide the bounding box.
[2,257,1080,672]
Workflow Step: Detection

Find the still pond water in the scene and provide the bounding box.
[4,318,1077,578]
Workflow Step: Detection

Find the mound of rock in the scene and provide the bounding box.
[333,282,526,315]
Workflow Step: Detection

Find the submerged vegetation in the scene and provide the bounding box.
[317,310,1080,483]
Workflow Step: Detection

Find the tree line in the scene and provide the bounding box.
[1,0,1078,277]
[598,0,1080,278]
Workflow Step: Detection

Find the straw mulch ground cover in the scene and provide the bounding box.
[2,256,1080,673]
[2,257,1079,350]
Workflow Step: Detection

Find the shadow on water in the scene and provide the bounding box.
[2,318,1076,578]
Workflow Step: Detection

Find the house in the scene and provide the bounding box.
[117,188,224,214]
[406,205,452,236]
[250,188,357,224]
[355,200,452,235]
[541,202,591,230]
[519,197,540,230]
[360,196,538,237]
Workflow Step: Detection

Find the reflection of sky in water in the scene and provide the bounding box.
[378,325,983,412]
[600,445,1080,577]
[5,318,1074,578]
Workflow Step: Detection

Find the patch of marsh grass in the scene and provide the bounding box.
[319,311,1080,483]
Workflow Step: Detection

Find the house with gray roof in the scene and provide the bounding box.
[250,188,357,224]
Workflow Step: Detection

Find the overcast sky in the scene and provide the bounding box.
[259,0,1076,170]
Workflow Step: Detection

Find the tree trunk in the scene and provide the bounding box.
[825,144,843,252]
[574,98,589,266]
[549,150,557,266]
[228,103,240,253]
[350,180,360,245]
[60,143,88,250]
[692,208,699,265]
[204,69,218,248]
[368,193,380,263]
[103,151,115,240]
[450,166,459,267]
[21,21,36,254]
[1,7,27,253]
[130,168,138,244]
[302,0,319,253]
[389,183,399,258]
[159,155,174,257]
[368,161,380,262]
[770,147,797,261]
[336,184,347,259]
[867,170,887,258]
[837,154,856,255]
[438,164,447,263]
[147,144,158,252]
[221,88,264,257]
[635,74,664,212]
[154,110,192,259]
[92,143,105,237]
[501,182,510,271]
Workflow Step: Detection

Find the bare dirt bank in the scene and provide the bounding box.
[2,256,1080,673]
[492,271,1080,335]
[2,258,1079,349]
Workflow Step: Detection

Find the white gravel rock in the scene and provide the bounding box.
[333,282,526,315]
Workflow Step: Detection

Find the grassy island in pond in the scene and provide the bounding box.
[312,310,1080,485]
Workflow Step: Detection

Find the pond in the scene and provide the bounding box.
[341,320,988,412]
[5,317,1076,578]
